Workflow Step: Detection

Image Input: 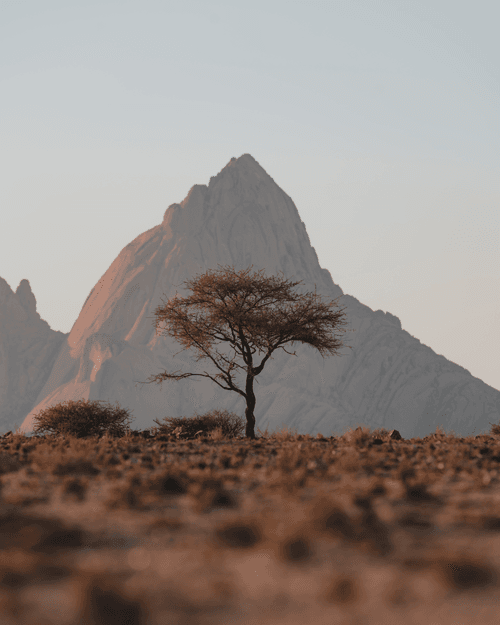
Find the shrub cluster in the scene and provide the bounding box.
[31,399,133,439]
[27,399,244,441]
[153,408,245,440]
[18,396,500,443]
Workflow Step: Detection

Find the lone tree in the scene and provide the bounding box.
[137,265,353,439]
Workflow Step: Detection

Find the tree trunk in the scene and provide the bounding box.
[244,373,257,439]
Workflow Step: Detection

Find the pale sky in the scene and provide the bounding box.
[1,0,499,391]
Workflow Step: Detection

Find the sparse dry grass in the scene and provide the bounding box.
[1,418,500,624]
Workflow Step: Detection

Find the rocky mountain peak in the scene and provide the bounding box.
[15,279,37,317]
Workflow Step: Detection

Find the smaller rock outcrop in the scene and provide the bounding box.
[389,429,403,440]
[0,277,68,433]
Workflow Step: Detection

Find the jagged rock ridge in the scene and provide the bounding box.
[11,153,500,438]
[0,278,68,432]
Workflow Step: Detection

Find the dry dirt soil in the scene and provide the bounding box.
[1,425,500,624]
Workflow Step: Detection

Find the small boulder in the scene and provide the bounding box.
[389,429,403,440]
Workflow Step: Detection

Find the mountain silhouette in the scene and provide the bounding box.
[5,154,498,438]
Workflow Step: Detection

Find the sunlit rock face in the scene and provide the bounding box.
[0,278,68,432]
[18,154,500,438]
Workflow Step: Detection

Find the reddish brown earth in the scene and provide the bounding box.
[1,423,500,624]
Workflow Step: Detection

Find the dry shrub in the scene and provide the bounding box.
[153,408,245,440]
[256,423,301,441]
[208,426,225,441]
[430,425,457,440]
[31,399,133,439]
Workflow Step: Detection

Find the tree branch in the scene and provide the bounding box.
[134,369,247,398]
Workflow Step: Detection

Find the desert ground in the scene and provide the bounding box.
[1,418,500,625]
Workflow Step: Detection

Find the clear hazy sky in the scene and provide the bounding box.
[1,0,499,391]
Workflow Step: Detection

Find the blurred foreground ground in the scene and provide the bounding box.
[1,424,500,624]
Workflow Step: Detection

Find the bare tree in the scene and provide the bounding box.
[136,265,353,439]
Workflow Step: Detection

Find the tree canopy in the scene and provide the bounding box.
[137,264,353,438]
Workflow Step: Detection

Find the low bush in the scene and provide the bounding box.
[31,399,133,439]
[153,408,245,440]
